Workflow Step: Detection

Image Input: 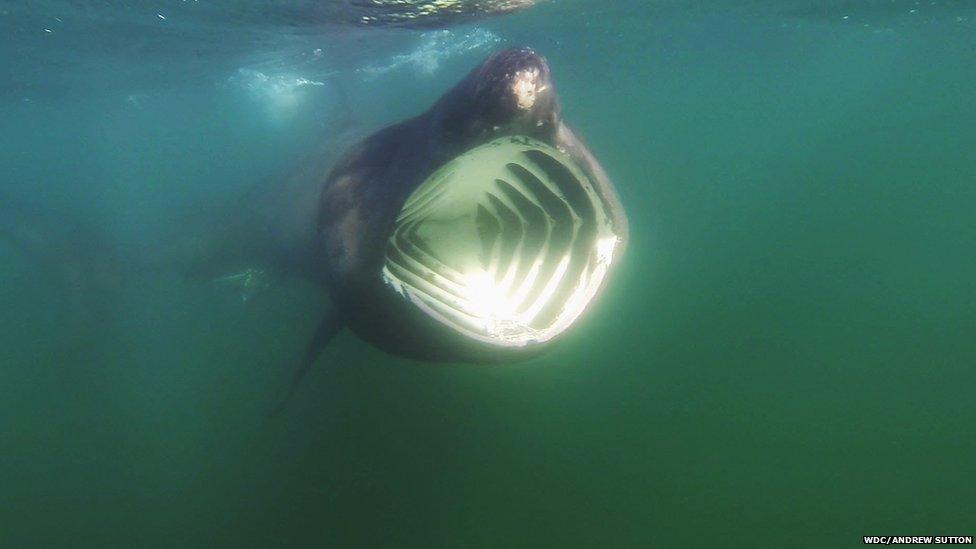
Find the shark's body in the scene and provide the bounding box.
[310,48,628,368]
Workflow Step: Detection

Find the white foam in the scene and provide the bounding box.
[228,68,328,121]
[358,28,501,78]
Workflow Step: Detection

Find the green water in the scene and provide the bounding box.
[1,1,974,546]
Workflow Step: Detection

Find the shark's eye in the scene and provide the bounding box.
[382,136,622,346]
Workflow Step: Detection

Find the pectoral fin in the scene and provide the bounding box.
[268,308,345,416]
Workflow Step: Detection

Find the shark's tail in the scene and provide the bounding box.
[0,188,127,336]
[0,186,271,314]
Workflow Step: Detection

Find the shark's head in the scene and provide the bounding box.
[429,47,561,143]
[377,49,623,356]
[318,48,626,362]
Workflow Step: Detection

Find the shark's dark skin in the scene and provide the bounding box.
[305,48,628,369]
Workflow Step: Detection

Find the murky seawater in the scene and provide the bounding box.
[1,1,974,545]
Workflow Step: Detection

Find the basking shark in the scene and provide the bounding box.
[0,48,628,407]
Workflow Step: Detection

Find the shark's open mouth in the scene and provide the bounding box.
[382,136,621,347]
